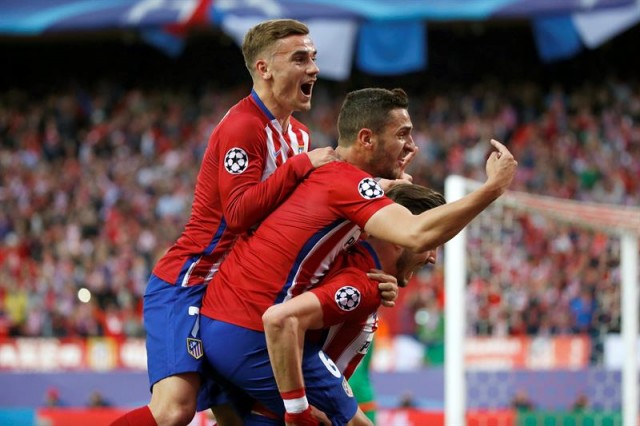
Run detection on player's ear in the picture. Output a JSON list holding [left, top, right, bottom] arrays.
[[256, 59, 271, 80], [357, 128, 374, 149]]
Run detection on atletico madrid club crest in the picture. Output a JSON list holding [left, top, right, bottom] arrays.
[[187, 338, 204, 359], [224, 147, 249, 174], [335, 286, 361, 311], [342, 377, 354, 397], [357, 178, 384, 199]]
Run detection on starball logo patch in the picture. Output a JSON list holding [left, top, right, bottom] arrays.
[[224, 147, 249, 174], [357, 178, 384, 199], [335, 286, 361, 311]]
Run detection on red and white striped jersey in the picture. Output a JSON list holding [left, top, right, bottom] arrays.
[[312, 242, 382, 379], [153, 90, 313, 287], [200, 162, 393, 331]]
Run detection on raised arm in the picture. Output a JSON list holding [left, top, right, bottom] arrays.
[[365, 139, 517, 252]]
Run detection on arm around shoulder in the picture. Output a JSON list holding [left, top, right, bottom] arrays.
[[223, 153, 314, 233]]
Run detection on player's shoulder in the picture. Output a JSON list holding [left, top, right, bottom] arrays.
[[325, 265, 377, 291], [312, 162, 384, 198], [316, 161, 371, 177], [332, 265, 371, 281], [217, 97, 265, 133], [325, 266, 380, 311]]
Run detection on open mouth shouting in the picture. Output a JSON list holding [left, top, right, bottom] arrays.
[[301, 81, 314, 98]]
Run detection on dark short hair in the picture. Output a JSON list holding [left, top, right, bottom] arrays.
[[337, 88, 409, 146], [242, 19, 310, 73], [385, 184, 446, 215]]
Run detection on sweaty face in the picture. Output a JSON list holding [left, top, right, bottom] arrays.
[[395, 247, 437, 287], [266, 35, 319, 116], [369, 108, 416, 180]]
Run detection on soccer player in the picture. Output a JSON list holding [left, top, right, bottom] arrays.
[[262, 184, 446, 425], [112, 19, 339, 426], [199, 87, 517, 425]]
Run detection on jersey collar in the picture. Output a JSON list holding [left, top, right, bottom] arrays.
[[251, 89, 276, 121]]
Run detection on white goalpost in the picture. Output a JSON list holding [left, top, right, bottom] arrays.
[[444, 175, 640, 426]]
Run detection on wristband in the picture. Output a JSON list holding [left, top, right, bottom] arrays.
[[281, 388, 309, 414], [284, 406, 318, 426]]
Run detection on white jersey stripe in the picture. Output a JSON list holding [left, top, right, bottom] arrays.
[[283, 222, 361, 302]]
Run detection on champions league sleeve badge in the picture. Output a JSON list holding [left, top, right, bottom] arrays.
[[335, 286, 361, 311], [224, 147, 249, 174], [357, 177, 384, 199]]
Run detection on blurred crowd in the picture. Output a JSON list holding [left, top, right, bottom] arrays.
[[0, 78, 638, 363]]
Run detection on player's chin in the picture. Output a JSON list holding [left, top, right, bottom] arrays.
[[296, 100, 312, 111], [392, 167, 404, 180]]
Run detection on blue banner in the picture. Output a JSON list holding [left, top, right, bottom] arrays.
[[0, 0, 635, 76], [532, 15, 583, 62], [357, 21, 427, 75], [1, 0, 634, 35], [0, 0, 202, 34]]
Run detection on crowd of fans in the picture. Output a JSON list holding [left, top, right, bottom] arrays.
[[0, 77, 638, 364], [379, 78, 639, 363]]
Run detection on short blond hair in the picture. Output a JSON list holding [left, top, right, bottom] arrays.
[[242, 19, 309, 74]]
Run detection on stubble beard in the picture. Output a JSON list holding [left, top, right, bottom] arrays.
[[395, 251, 412, 288]]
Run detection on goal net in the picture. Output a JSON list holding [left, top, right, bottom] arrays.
[[444, 175, 640, 426]]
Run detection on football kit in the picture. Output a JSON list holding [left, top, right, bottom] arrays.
[[312, 241, 382, 380], [144, 89, 313, 389], [315, 242, 382, 424], [200, 162, 393, 424], [205, 241, 387, 425]]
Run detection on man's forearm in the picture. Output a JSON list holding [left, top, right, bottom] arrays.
[[264, 312, 306, 392]]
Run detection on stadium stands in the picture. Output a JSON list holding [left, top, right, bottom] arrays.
[[1, 22, 638, 369], [1, 75, 638, 354]]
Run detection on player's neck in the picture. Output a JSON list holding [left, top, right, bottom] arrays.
[[367, 238, 399, 277], [253, 87, 291, 130], [335, 146, 375, 176], [268, 110, 291, 131]]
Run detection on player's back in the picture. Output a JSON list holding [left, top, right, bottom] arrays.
[[201, 161, 393, 330]]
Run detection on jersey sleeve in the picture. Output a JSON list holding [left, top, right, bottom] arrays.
[[328, 165, 395, 229], [217, 115, 313, 233], [311, 267, 381, 328]]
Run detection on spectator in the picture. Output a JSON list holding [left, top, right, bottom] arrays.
[[571, 393, 589, 412], [571, 393, 589, 413], [399, 391, 416, 408], [43, 387, 65, 408], [510, 389, 534, 412], [87, 390, 111, 408], [0, 77, 637, 355]]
